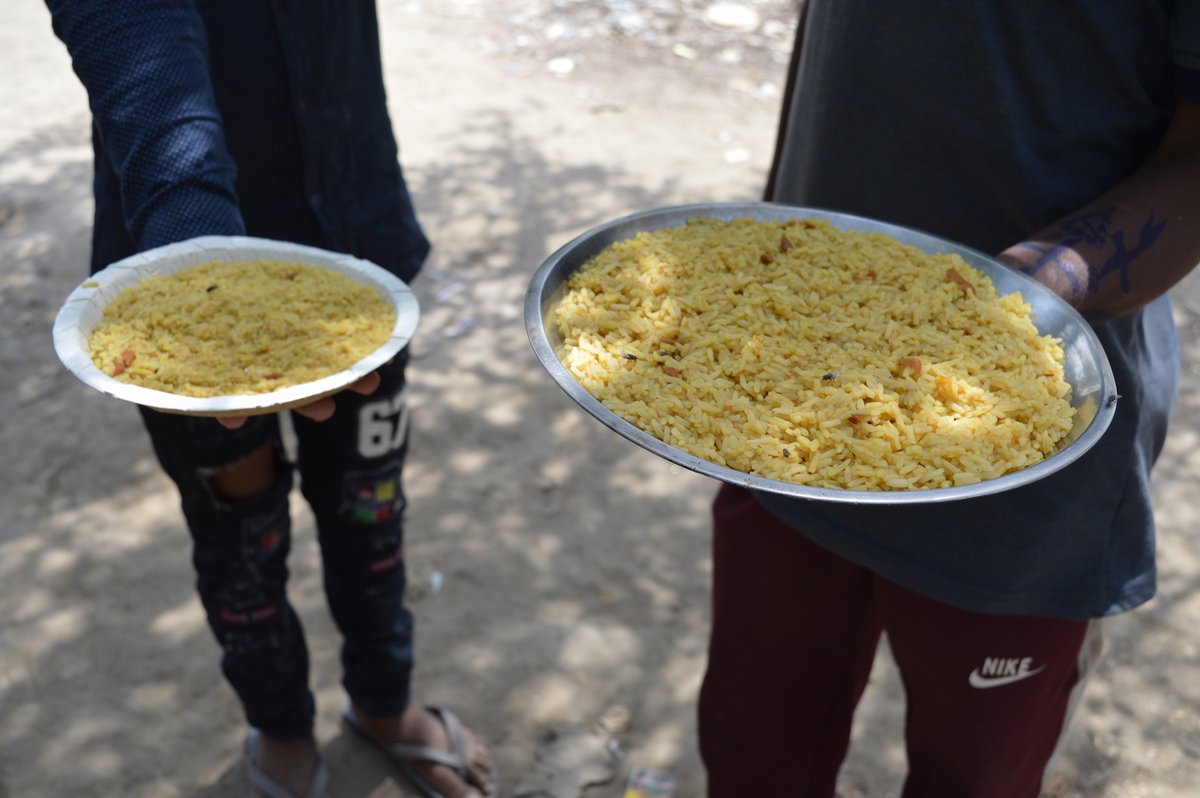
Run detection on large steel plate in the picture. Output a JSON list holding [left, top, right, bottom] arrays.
[[525, 203, 1116, 504]]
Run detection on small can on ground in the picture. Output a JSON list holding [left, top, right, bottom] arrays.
[[623, 767, 677, 798]]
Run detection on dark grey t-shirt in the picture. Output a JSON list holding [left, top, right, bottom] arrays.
[[757, 0, 1200, 618]]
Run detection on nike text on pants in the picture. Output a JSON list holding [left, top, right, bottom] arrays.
[[698, 483, 1098, 798]]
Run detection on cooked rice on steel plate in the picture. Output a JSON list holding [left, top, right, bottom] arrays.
[[553, 217, 1075, 491], [88, 259, 395, 398]]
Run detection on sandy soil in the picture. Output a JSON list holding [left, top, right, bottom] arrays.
[[2, 2, 1199, 797]]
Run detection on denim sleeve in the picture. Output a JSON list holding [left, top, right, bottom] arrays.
[[46, 0, 245, 250]]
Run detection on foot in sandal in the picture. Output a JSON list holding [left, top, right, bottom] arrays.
[[343, 703, 496, 798], [245, 729, 330, 798]]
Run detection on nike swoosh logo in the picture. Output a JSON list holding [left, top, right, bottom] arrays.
[[968, 666, 1046, 689]]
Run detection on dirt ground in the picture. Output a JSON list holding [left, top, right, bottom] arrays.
[[2, 2, 1200, 797]]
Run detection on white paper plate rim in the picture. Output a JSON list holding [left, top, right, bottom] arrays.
[[52, 235, 420, 416]]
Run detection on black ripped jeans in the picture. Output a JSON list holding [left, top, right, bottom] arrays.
[[138, 351, 413, 739]]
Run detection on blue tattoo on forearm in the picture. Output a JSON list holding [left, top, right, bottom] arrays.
[[1014, 208, 1166, 297], [1010, 241, 1086, 297], [1094, 213, 1167, 292]]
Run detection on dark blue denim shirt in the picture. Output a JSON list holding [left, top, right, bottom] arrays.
[[47, 0, 430, 281]]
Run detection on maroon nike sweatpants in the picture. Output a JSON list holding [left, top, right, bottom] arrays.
[[698, 484, 1099, 798]]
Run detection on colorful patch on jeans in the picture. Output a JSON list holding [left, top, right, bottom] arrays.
[[218, 602, 280, 626], [259, 528, 284, 552], [205, 493, 291, 621], [368, 542, 405, 573], [216, 604, 286, 654], [341, 465, 406, 525], [241, 497, 290, 565]]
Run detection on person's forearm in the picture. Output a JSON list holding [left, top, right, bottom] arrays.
[[998, 102, 1200, 322], [46, 0, 244, 250]]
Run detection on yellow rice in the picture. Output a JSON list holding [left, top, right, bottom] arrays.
[[553, 217, 1075, 490], [88, 259, 395, 398]]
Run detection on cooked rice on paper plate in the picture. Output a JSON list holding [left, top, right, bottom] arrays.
[[87, 259, 396, 398], [553, 217, 1075, 491]]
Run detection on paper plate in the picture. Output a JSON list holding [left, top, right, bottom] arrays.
[[53, 236, 420, 418], [525, 202, 1118, 505]]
